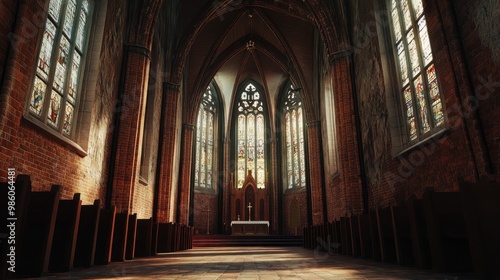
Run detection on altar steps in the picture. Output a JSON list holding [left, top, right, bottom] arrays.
[[193, 235, 303, 247]]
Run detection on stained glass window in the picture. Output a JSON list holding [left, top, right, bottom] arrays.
[[194, 86, 217, 189], [390, 0, 444, 142], [283, 85, 306, 189], [235, 83, 266, 189], [27, 0, 92, 137]]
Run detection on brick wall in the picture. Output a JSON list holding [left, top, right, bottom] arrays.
[[192, 192, 219, 234], [336, 0, 497, 215], [0, 0, 128, 205]]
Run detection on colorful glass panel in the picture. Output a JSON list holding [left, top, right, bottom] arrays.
[[256, 114, 265, 189], [418, 16, 432, 65], [237, 114, 246, 188], [47, 92, 62, 127], [54, 36, 70, 93], [292, 110, 300, 185], [37, 20, 57, 80], [76, 8, 87, 50], [391, 0, 402, 41], [407, 30, 420, 78], [49, 0, 63, 21], [414, 75, 430, 133], [68, 52, 80, 104], [402, 0, 412, 31], [427, 65, 443, 126], [63, 0, 77, 37], [194, 110, 202, 186], [411, 0, 424, 17], [200, 110, 207, 188], [397, 42, 408, 86], [62, 103, 74, 135], [207, 112, 213, 188], [298, 108, 306, 187], [286, 112, 293, 188], [247, 114, 255, 174], [30, 77, 47, 116]]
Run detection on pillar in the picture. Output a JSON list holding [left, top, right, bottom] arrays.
[[110, 44, 151, 212], [306, 120, 325, 225], [177, 123, 195, 224]]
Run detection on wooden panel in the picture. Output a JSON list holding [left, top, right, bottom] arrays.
[[376, 207, 397, 263], [135, 218, 153, 257], [424, 190, 472, 272], [125, 214, 137, 260], [111, 211, 129, 262], [49, 193, 82, 272], [74, 200, 100, 268], [349, 216, 361, 257], [358, 214, 373, 258], [340, 217, 352, 255], [391, 204, 414, 265], [17, 185, 60, 277], [0, 175, 32, 279], [94, 207, 116, 265], [369, 210, 381, 261], [407, 197, 431, 269], [459, 181, 500, 277]]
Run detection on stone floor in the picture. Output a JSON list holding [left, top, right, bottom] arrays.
[[30, 246, 482, 280]]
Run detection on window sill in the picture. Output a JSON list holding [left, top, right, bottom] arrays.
[[395, 126, 449, 158], [194, 187, 217, 195], [22, 114, 88, 157]]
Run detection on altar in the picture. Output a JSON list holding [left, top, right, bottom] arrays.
[[230, 221, 269, 235]]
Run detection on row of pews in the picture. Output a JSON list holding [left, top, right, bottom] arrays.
[[0, 175, 194, 278], [304, 180, 500, 278]]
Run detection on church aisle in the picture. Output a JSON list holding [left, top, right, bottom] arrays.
[[26, 246, 480, 280]]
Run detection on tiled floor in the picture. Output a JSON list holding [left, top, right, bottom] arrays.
[[30, 246, 480, 279]]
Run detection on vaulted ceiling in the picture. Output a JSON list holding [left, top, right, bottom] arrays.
[[178, 0, 322, 129]]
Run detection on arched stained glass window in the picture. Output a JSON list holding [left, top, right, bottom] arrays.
[[27, 0, 92, 138], [283, 85, 306, 189], [194, 86, 217, 189], [236, 83, 266, 189], [389, 0, 444, 142]]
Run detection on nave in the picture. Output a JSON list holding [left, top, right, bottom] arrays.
[[26, 246, 479, 280]]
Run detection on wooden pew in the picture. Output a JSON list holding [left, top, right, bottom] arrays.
[[407, 196, 432, 269], [17, 185, 60, 277], [340, 217, 352, 255], [459, 180, 500, 277], [111, 211, 129, 262], [94, 206, 116, 265], [49, 192, 82, 272], [357, 214, 373, 258], [189, 226, 194, 249], [376, 207, 397, 263], [424, 190, 472, 272], [332, 220, 342, 253], [0, 174, 32, 279], [126, 213, 137, 260], [157, 223, 170, 253], [369, 210, 382, 261], [135, 218, 153, 257], [74, 200, 100, 267], [151, 222, 159, 256], [349, 216, 361, 257], [391, 204, 414, 265], [166, 222, 175, 252]]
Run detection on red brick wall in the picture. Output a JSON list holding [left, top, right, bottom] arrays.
[[334, 0, 490, 215], [0, 0, 128, 205]]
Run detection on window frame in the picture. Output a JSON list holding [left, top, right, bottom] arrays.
[[388, 0, 445, 145], [233, 81, 269, 190], [281, 84, 307, 190], [24, 0, 93, 142]]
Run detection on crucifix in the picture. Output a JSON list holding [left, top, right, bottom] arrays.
[[206, 205, 211, 234], [247, 202, 252, 221]]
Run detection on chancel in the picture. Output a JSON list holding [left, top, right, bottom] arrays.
[[1, 0, 500, 279]]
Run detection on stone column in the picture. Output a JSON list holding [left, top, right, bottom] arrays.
[[177, 123, 195, 224], [110, 44, 151, 212], [155, 82, 180, 223]]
